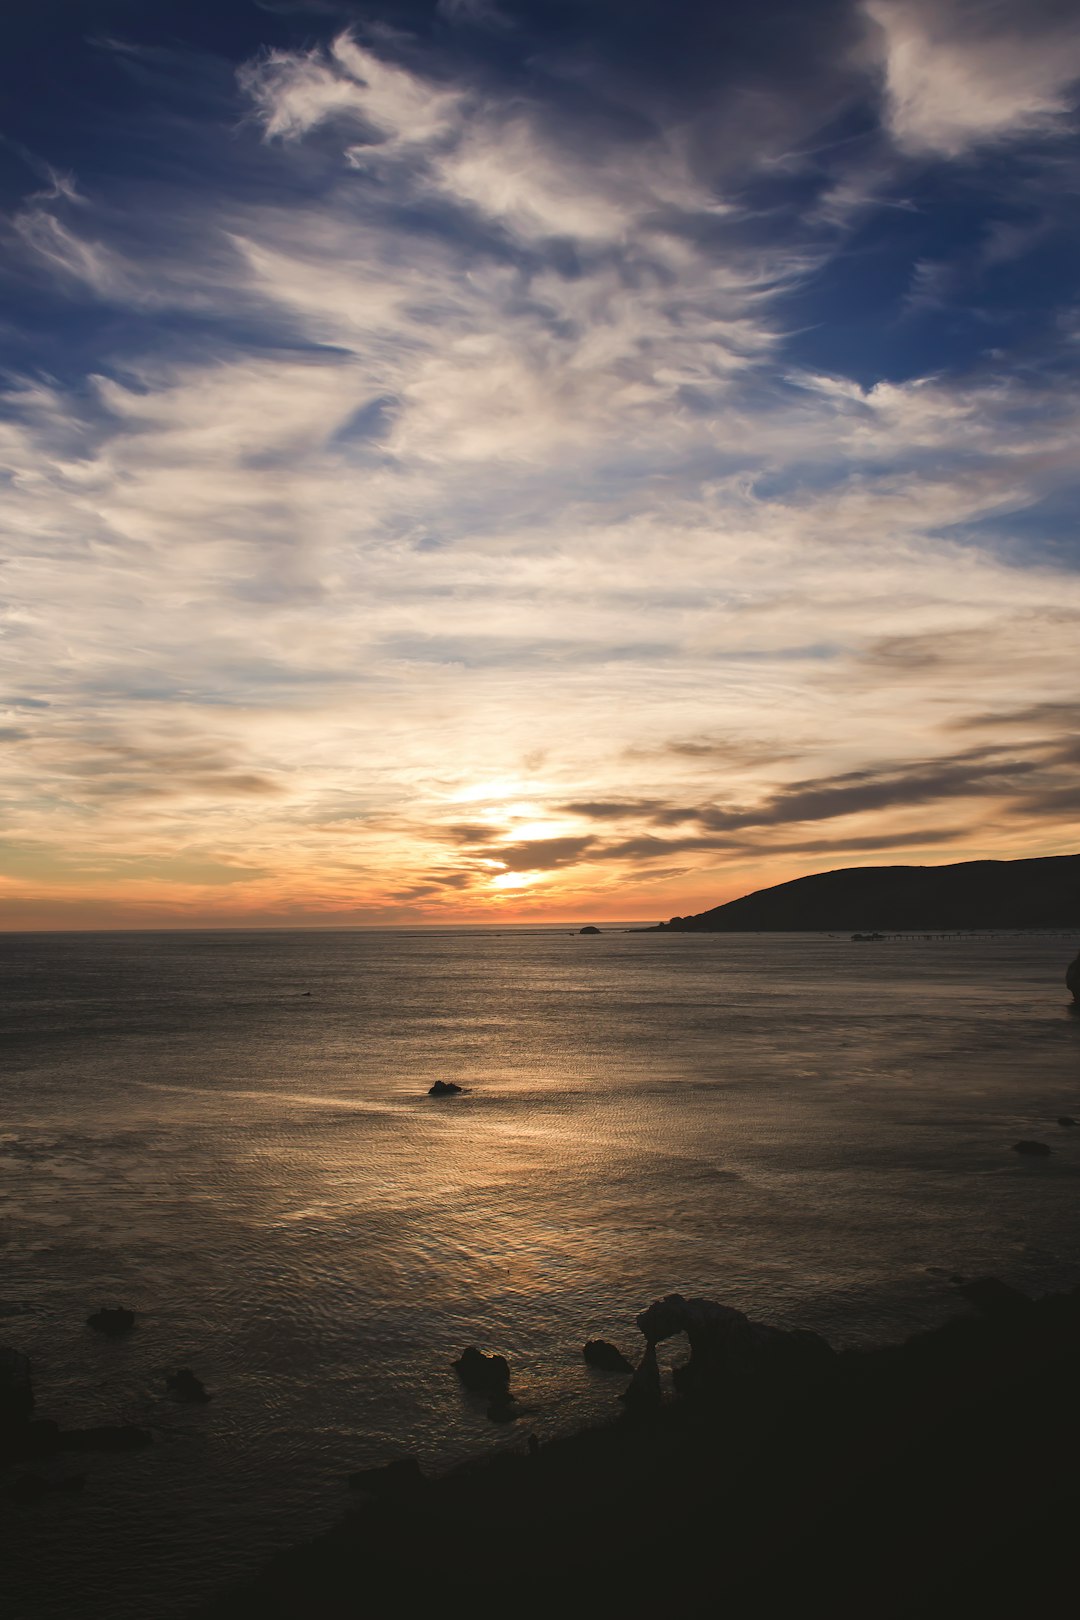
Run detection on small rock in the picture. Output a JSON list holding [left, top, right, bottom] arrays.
[[1012, 1140, 1051, 1157], [166, 1369, 211, 1403], [453, 1346, 510, 1393], [579, 926, 601, 935], [86, 1307, 136, 1336], [428, 1080, 463, 1097], [1056, 1116, 1077, 1128], [583, 1340, 634, 1374]]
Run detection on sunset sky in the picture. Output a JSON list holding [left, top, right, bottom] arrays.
[[2, 0, 1079, 927]]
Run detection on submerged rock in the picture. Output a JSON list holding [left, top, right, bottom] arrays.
[[58, 1424, 152, 1453], [166, 1369, 211, 1403], [583, 1340, 634, 1374], [348, 1456, 427, 1496], [86, 1307, 136, 1336], [453, 1346, 510, 1393], [959, 1277, 1032, 1316], [1012, 1140, 1051, 1157], [1057, 1116, 1077, 1128], [486, 1393, 521, 1423], [428, 1080, 463, 1097], [6, 1471, 85, 1504]]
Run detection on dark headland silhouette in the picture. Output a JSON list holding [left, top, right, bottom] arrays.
[[194, 1280, 1080, 1618], [651, 853, 1080, 932]]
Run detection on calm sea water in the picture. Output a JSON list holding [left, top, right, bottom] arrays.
[[2, 927, 1079, 1617]]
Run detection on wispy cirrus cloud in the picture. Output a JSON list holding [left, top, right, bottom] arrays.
[[0, 3, 1078, 925]]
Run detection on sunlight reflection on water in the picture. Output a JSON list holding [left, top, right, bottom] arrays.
[[1, 927, 1079, 1616]]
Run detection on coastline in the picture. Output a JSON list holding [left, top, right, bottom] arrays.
[[199, 1279, 1080, 1617]]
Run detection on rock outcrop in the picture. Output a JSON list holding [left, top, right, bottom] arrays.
[[428, 1080, 463, 1096], [633, 1293, 835, 1397], [583, 1340, 634, 1373], [1067, 949, 1080, 1003]]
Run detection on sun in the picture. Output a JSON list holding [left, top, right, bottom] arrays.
[[490, 872, 534, 891]]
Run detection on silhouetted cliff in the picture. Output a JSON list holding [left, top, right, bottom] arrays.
[[652, 853, 1080, 932]]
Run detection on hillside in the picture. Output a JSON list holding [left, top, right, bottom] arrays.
[[652, 854, 1080, 932]]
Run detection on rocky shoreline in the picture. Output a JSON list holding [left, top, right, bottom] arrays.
[[196, 1278, 1080, 1617]]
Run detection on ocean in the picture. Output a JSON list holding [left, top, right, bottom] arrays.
[[2, 927, 1078, 1617]]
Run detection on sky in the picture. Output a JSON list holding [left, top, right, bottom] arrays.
[[1, 0, 1079, 928]]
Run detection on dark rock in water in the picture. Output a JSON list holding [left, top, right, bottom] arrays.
[[453, 1346, 510, 1393], [166, 1369, 211, 1403], [958, 1277, 1032, 1316], [1012, 1140, 1051, 1157], [583, 1340, 634, 1374], [10, 1420, 61, 1459], [6, 1471, 85, 1504], [428, 1080, 463, 1096], [86, 1306, 135, 1336], [0, 1346, 34, 1427], [1066, 949, 1080, 1003], [579, 925, 601, 934], [348, 1457, 427, 1496], [851, 932, 884, 942], [58, 1424, 153, 1453], [1057, 1116, 1077, 1128], [634, 1294, 834, 1398]]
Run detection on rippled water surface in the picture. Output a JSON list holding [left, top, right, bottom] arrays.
[[2, 927, 1079, 1617]]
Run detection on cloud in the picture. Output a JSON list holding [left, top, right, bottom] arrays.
[[865, 0, 1080, 158], [1, 12, 1079, 924]]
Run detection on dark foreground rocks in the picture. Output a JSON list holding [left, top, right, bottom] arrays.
[[428, 1080, 463, 1096], [348, 1457, 427, 1497], [201, 1282, 1080, 1620]]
